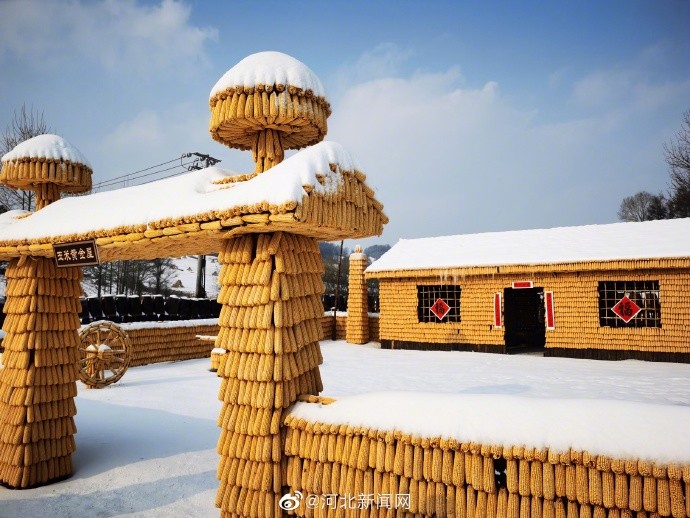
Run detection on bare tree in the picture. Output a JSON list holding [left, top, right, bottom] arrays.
[[0, 104, 50, 212], [617, 191, 667, 222], [665, 110, 690, 218], [83, 258, 179, 297]]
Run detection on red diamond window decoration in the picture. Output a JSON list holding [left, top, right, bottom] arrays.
[[430, 298, 451, 321], [611, 295, 641, 323]]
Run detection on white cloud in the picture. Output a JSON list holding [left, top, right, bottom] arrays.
[[329, 43, 416, 98], [571, 68, 635, 107], [328, 56, 686, 244], [570, 45, 690, 113], [0, 0, 217, 75], [95, 103, 253, 183]]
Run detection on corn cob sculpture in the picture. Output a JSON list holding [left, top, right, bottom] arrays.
[[208, 53, 383, 517], [209, 51, 331, 174], [0, 135, 90, 487], [0, 134, 92, 209]]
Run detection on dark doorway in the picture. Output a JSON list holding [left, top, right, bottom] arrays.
[[503, 287, 545, 353]]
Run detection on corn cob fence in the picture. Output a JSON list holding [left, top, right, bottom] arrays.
[[282, 413, 690, 518]]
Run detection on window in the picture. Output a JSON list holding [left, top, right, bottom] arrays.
[[598, 281, 661, 328], [417, 285, 461, 323]]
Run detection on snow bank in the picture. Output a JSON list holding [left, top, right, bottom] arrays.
[[1, 133, 91, 167], [290, 391, 690, 464], [210, 51, 326, 99], [367, 218, 690, 272]]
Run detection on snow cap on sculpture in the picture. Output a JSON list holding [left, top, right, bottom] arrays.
[[1, 134, 92, 209], [209, 51, 331, 173]]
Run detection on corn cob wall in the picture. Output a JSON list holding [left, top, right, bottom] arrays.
[[214, 232, 325, 517], [123, 321, 220, 367], [321, 316, 347, 341], [346, 247, 369, 345], [377, 268, 690, 356], [0, 256, 82, 488], [283, 412, 690, 518]]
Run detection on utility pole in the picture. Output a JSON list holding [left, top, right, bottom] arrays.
[[185, 152, 220, 300], [195, 255, 206, 298], [331, 240, 344, 341]]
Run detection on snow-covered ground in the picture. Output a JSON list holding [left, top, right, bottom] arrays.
[[2, 341, 690, 517]]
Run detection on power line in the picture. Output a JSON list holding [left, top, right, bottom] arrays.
[[92, 157, 183, 188], [92, 152, 221, 193], [93, 159, 197, 189]]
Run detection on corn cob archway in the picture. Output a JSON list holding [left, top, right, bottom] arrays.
[[0, 51, 387, 513]]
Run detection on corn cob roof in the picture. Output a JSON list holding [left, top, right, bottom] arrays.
[[209, 52, 331, 156], [367, 218, 690, 277], [1, 134, 92, 194], [0, 141, 387, 261]]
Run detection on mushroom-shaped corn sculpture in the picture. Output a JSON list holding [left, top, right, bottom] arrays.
[[209, 51, 331, 173], [0, 134, 92, 210]]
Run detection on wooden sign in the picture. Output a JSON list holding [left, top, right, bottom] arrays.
[[53, 239, 100, 267], [512, 281, 533, 289]]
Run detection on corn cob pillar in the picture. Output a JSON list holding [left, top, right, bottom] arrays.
[[214, 231, 324, 517], [345, 245, 370, 344], [251, 129, 284, 174], [0, 256, 82, 488]]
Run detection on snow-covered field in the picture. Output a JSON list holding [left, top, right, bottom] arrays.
[[2, 341, 690, 517]]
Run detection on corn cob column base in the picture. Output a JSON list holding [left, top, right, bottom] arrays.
[[0, 256, 82, 489], [215, 232, 325, 517]]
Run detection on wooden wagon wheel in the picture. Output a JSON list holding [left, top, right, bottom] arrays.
[[78, 321, 131, 388]]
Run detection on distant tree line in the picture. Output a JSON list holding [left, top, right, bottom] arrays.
[[82, 259, 178, 298], [618, 110, 690, 222], [319, 242, 390, 312]]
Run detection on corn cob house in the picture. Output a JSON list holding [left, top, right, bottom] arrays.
[[366, 219, 690, 363], [0, 51, 388, 504]]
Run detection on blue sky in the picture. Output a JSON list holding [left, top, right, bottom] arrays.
[[1, 0, 688, 248]]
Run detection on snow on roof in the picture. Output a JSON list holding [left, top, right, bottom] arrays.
[[210, 51, 326, 100], [0, 141, 356, 243], [1, 134, 91, 168], [367, 218, 690, 273]]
